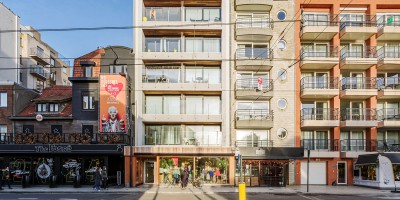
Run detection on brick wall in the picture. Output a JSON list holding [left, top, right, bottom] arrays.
[[73, 49, 105, 77], [0, 85, 13, 133]]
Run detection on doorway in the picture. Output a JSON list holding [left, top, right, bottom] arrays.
[[144, 161, 155, 184], [337, 161, 347, 184]]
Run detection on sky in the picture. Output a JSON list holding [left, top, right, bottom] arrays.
[[1, 0, 133, 62]]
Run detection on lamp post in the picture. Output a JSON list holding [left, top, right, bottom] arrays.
[[307, 146, 310, 193]]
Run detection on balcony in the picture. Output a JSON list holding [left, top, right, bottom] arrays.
[[144, 131, 222, 147], [235, 109, 273, 129], [301, 77, 339, 99], [235, 78, 273, 100], [29, 48, 50, 65], [340, 108, 378, 127], [377, 140, 400, 152], [300, 46, 339, 69], [340, 46, 377, 69], [340, 77, 378, 99], [235, 17, 273, 41], [235, 0, 273, 12], [377, 108, 400, 128], [340, 139, 377, 158], [377, 77, 400, 99], [235, 47, 273, 71], [30, 65, 49, 80], [300, 14, 338, 40], [301, 108, 340, 128], [377, 46, 400, 70], [377, 15, 400, 40], [301, 139, 339, 157], [235, 140, 273, 148], [339, 15, 377, 40], [143, 38, 222, 60]]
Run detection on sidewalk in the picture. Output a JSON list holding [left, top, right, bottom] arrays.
[[0, 184, 394, 195]]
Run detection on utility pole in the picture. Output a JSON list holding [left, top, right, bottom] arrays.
[[307, 147, 310, 193]]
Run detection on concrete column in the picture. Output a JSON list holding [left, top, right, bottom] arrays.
[[229, 156, 235, 185], [155, 156, 160, 185]]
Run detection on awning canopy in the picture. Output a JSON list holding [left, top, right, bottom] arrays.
[[356, 153, 400, 165]]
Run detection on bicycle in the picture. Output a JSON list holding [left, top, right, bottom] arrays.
[[191, 177, 202, 188]]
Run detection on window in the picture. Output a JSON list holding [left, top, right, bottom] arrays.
[[82, 94, 95, 110], [0, 92, 7, 107], [49, 103, 59, 112], [185, 7, 221, 22], [37, 103, 47, 112], [277, 128, 288, 139], [145, 125, 181, 145], [277, 99, 288, 110], [110, 65, 127, 74], [84, 66, 93, 77], [63, 66, 67, 74], [20, 72, 23, 82], [277, 10, 287, 21], [22, 125, 34, 134], [50, 57, 55, 66], [51, 125, 62, 135], [0, 125, 6, 142], [278, 69, 287, 81], [236, 130, 270, 147], [277, 40, 287, 50]]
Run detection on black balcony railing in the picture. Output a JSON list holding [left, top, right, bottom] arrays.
[[236, 78, 273, 91], [377, 46, 400, 60], [341, 77, 377, 90], [235, 109, 273, 121], [340, 139, 378, 152], [377, 139, 400, 152], [377, 108, 400, 121], [301, 139, 339, 151], [300, 46, 338, 59], [301, 108, 339, 121], [340, 46, 377, 59], [340, 14, 377, 30], [235, 140, 273, 148], [377, 15, 400, 30], [300, 76, 339, 90], [340, 108, 377, 121], [377, 77, 400, 90], [301, 13, 339, 27], [0, 132, 130, 145]]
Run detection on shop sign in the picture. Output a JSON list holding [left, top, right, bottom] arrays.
[[34, 145, 72, 153], [256, 149, 266, 155]]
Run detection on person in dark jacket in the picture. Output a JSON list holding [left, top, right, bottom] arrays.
[[94, 167, 102, 192], [1, 167, 11, 189], [181, 167, 189, 189], [101, 167, 108, 189]]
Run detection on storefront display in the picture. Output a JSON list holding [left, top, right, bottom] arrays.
[[235, 160, 289, 187]]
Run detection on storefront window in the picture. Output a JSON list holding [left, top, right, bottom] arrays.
[[84, 158, 105, 184], [9, 157, 32, 183], [236, 160, 288, 187], [360, 164, 376, 180], [61, 158, 83, 184], [394, 165, 400, 181]]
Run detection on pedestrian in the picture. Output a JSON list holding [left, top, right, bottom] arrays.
[[94, 167, 102, 192], [101, 167, 108, 190], [1, 167, 11, 189], [181, 167, 189, 189]]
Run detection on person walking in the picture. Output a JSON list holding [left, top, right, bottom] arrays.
[[101, 167, 108, 190], [94, 167, 102, 192], [1, 167, 11, 189], [180, 167, 189, 189]]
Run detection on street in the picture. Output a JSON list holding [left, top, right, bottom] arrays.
[[1, 193, 400, 200]]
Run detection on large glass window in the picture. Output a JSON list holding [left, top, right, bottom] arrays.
[[236, 130, 270, 147], [185, 125, 221, 146], [145, 38, 181, 52], [144, 7, 181, 21], [145, 125, 181, 145], [185, 7, 221, 22], [0, 92, 7, 107], [145, 96, 163, 114], [186, 96, 203, 114], [143, 66, 181, 83], [186, 96, 221, 115], [185, 67, 221, 84], [185, 38, 221, 52]]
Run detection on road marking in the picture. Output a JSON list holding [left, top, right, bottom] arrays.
[[59, 199, 78, 200], [378, 198, 400, 199], [298, 194, 322, 200], [18, 198, 38, 200]]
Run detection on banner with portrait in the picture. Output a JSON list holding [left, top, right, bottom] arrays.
[[99, 74, 127, 133]]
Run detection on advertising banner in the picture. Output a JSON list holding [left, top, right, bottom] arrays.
[[99, 74, 127, 133]]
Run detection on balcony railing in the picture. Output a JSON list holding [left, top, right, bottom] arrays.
[[0, 133, 130, 145], [341, 77, 377, 90], [340, 139, 367, 151], [301, 13, 339, 27], [377, 108, 400, 121], [30, 65, 49, 79], [340, 108, 377, 121], [377, 140, 400, 152], [340, 46, 377, 59], [301, 108, 339, 121], [144, 131, 222, 146], [340, 14, 377, 30], [300, 46, 338, 59], [236, 17, 273, 29], [142, 66, 221, 84], [377, 46, 400, 60], [144, 99, 221, 115], [235, 109, 273, 121], [301, 139, 339, 151], [301, 76, 339, 90], [236, 78, 273, 91], [377, 15, 400, 30], [144, 7, 181, 21], [377, 77, 400, 89], [29, 47, 50, 63], [235, 140, 273, 148], [236, 47, 272, 59]]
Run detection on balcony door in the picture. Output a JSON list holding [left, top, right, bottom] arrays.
[[316, 102, 329, 120], [350, 73, 364, 89], [316, 73, 328, 89], [387, 102, 399, 119], [315, 131, 328, 150], [237, 72, 269, 89], [386, 43, 400, 58], [351, 101, 364, 120], [352, 44, 363, 58]]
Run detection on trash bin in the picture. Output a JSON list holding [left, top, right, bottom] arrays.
[[22, 174, 30, 188], [74, 175, 81, 188], [49, 175, 57, 188]]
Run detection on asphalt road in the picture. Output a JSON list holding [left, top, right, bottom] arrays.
[[1, 193, 400, 200]]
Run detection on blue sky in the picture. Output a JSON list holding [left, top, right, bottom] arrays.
[[1, 0, 133, 62]]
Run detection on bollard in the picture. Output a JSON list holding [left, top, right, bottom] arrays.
[[238, 183, 246, 200]]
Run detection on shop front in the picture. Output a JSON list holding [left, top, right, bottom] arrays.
[[0, 144, 125, 187], [124, 146, 235, 186], [235, 147, 304, 187]]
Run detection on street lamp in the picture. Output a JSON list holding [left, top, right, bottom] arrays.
[[307, 146, 310, 193]]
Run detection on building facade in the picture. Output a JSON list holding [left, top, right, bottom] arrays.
[[295, 0, 400, 186], [129, 0, 235, 187]]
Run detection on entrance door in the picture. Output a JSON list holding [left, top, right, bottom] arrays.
[[144, 161, 155, 183], [337, 162, 347, 184]]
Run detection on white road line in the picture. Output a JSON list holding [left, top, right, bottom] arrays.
[[378, 197, 400, 199], [298, 194, 322, 200], [18, 198, 38, 200]]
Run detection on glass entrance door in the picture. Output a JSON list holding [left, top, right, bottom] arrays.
[[337, 162, 347, 184], [145, 161, 155, 183]]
